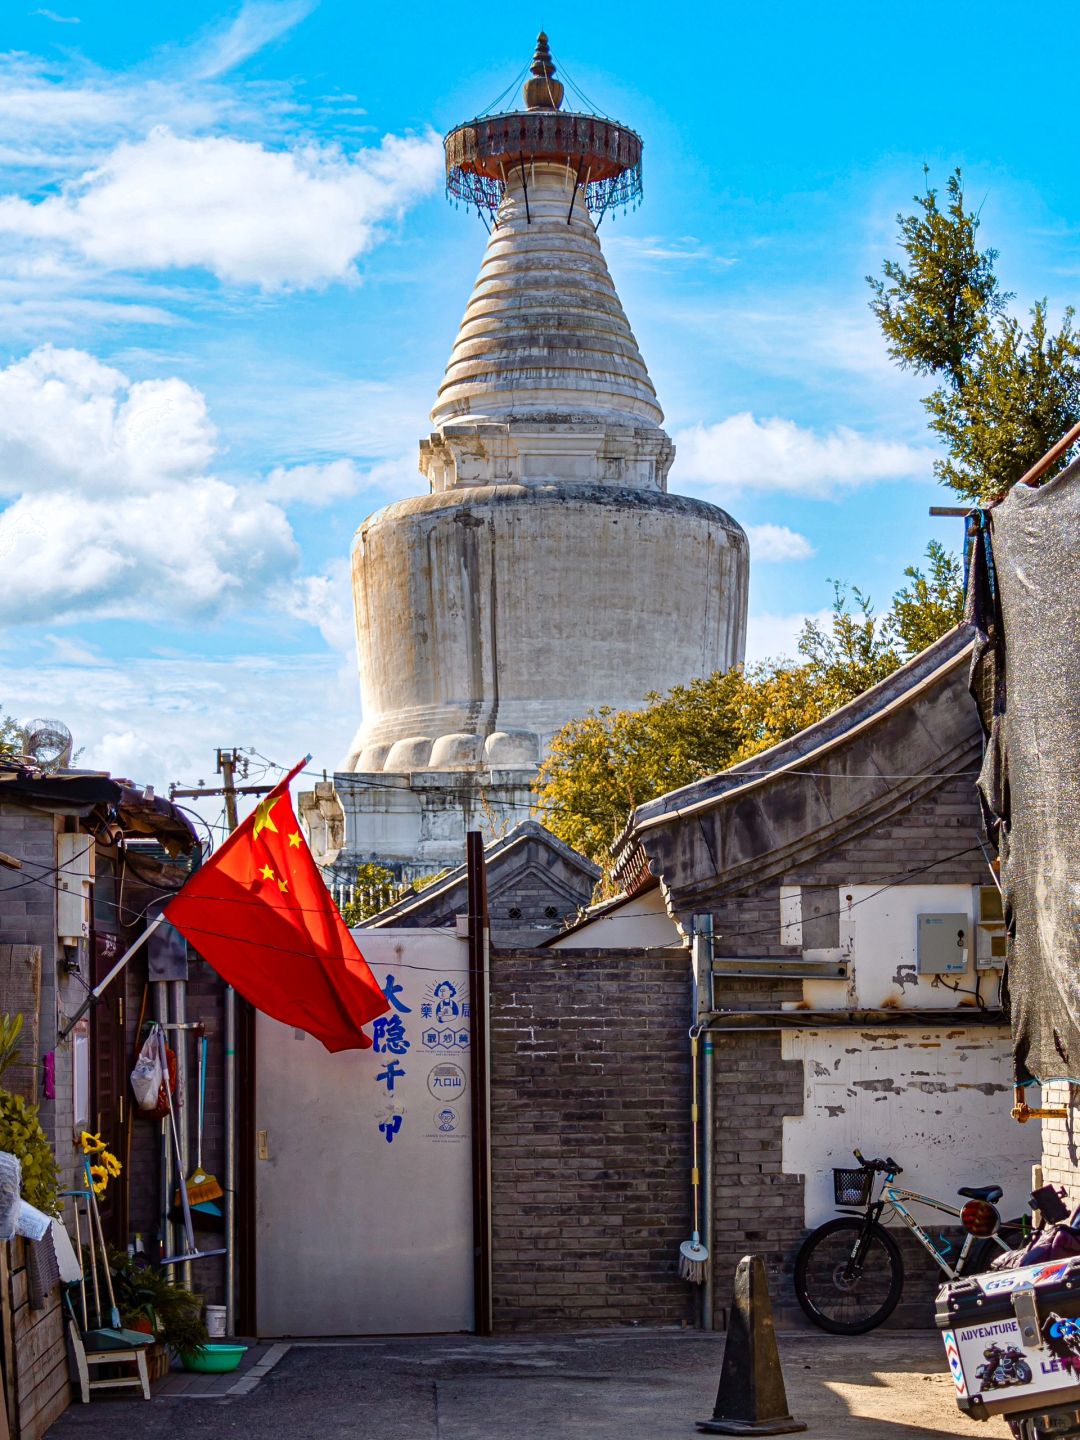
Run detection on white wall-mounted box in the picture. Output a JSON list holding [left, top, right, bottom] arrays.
[[57, 834, 94, 943]]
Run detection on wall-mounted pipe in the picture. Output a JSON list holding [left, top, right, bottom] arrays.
[[692, 916, 715, 1331]]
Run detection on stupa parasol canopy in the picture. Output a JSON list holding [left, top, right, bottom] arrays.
[[444, 32, 643, 222]]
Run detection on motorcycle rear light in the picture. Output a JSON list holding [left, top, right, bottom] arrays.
[[961, 1200, 1000, 1237]]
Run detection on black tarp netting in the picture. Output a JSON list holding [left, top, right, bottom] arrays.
[[968, 458, 1080, 1083]]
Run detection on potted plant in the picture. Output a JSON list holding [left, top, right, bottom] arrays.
[[106, 1251, 209, 1379]]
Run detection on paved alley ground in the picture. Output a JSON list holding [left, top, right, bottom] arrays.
[[49, 1328, 1012, 1440]]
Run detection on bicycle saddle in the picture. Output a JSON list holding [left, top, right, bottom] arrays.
[[959, 1184, 1003, 1203]]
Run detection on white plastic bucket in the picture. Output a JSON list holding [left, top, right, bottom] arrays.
[[205, 1304, 227, 1338]]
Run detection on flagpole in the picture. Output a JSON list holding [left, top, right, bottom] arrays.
[[219, 748, 242, 1338], [57, 914, 166, 1040]]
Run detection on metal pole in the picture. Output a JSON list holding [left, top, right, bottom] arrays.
[[219, 748, 240, 1336], [171, 980, 192, 1291], [58, 915, 165, 1039], [154, 986, 175, 1279], [700, 915, 715, 1332], [466, 831, 493, 1336]]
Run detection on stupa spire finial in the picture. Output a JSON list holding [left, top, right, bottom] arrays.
[[523, 30, 564, 111]]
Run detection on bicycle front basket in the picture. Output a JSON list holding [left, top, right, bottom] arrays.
[[833, 1166, 873, 1206]]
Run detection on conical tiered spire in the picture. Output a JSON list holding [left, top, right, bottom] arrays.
[[424, 33, 667, 490], [431, 165, 661, 431], [523, 32, 564, 110]]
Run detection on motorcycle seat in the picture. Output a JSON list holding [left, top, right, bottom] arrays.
[[959, 1184, 1003, 1203]]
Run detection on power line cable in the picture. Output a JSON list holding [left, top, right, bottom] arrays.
[[712, 844, 986, 946]]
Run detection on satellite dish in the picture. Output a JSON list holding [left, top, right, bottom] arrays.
[[22, 718, 73, 772]]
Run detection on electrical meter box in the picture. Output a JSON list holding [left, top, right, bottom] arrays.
[[975, 885, 1008, 970], [916, 913, 969, 973]]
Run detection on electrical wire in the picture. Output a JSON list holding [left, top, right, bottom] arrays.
[[167, 801, 218, 855], [548, 51, 608, 118], [711, 844, 986, 946], [238, 753, 983, 828], [931, 971, 987, 1008], [475, 58, 532, 117], [0, 838, 94, 895]]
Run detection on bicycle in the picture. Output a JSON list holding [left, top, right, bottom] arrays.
[[793, 1148, 1021, 1334]]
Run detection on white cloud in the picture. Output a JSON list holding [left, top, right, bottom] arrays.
[[0, 344, 315, 624], [0, 478, 296, 624], [0, 647, 357, 801], [673, 412, 929, 499], [0, 346, 215, 495], [192, 1, 316, 81], [0, 125, 444, 288], [32, 9, 80, 23], [264, 458, 363, 506], [745, 608, 833, 665], [284, 558, 355, 652], [745, 523, 815, 562], [605, 233, 738, 271]]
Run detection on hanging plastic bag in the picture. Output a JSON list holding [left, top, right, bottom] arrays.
[[130, 1031, 177, 1116], [130, 1031, 161, 1110]]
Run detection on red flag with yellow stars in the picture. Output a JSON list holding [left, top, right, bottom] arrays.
[[165, 759, 388, 1051]]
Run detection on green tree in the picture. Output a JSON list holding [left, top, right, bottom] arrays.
[[890, 540, 965, 656], [869, 167, 1080, 500], [533, 545, 964, 876], [0, 711, 22, 756], [796, 584, 901, 710], [338, 861, 447, 927]]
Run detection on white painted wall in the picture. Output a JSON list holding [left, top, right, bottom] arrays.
[[549, 886, 681, 949], [803, 882, 1003, 1011], [782, 1026, 1038, 1227], [255, 929, 473, 1336]]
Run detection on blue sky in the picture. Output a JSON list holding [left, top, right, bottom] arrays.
[[0, 0, 1076, 802]]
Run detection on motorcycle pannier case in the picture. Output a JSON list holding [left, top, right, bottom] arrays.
[[937, 1256, 1080, 1421]]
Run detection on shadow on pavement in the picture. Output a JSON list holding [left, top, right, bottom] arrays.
[[47, 1328, 1012, 1439]]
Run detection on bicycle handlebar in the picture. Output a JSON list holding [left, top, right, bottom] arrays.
[[853, 1147, 903, 1175]]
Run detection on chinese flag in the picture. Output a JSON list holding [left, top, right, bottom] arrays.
[[165, 760, 388, 1051]]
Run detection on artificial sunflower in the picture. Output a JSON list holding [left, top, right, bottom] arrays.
[[80, 1131, 122, 1193]]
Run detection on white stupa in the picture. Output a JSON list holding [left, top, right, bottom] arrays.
[[303, 35, 749, 883]]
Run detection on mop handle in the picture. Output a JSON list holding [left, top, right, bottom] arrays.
[[690, 1033, 701, 1236], [196, 1033, 206, 1171], [82, 1165, 103, 1328], [88, 1179, 119, 1317], [70, 1197, 89, 1329], [159, 1029, 196, 1250]]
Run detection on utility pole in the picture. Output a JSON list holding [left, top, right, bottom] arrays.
[[169, 748, 271, 1337], [217, 748, 241, 833]]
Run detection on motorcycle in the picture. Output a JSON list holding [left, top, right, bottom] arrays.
[[977, 1344, 1034, 1391]]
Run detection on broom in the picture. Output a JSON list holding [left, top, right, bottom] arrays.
[[679, 1031, 710, 1283], [176, 1033, 223, 1211]]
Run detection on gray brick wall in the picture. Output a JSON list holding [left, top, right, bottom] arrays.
[[1041, 1084, 1078, 1207], [490, 946, 695, 1330], [0, 805, 76, 1191], [699, 772, 993, 1327]]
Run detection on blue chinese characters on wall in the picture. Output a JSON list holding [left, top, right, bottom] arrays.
[[373, 973, 413, 1141]]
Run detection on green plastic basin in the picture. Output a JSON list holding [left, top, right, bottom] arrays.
[[180, 1343, 248, 1373]]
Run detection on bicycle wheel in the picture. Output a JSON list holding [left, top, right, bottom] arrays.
[[794, 1217, 904, 1334]]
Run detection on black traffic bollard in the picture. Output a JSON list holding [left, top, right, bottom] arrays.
[[697, 1255, 807, 1435]]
